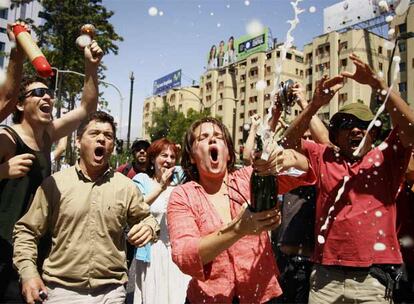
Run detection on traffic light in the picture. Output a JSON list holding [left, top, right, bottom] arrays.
[[116, 139, 124, 154]]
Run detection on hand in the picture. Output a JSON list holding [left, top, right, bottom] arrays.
[[312, 74, 344, 108], [127, 223, 154, 247], [232, 204, 281, 236], [292, 82, 307, 110], [84, 40, 103, 66], [159, 166, 175, 189], [254, 148, 308, 175], [0, 153, 35, 179], [21, 277, 47, 304], [341, 53, 384, 89], [7, 21, 31, 55]]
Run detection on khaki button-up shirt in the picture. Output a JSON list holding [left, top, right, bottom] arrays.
[[13, 163, 159, 288]]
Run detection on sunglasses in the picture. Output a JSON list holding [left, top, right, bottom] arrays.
[[20, 88, 54, 100], [338, 118, 370, 130]]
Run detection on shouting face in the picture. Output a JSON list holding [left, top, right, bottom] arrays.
[[18, 82, 54, 124], [190, 122, 230, 181]]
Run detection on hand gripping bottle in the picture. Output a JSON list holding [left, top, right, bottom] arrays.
[[12, 25, 53, 78], [250, 135, 279, 212]]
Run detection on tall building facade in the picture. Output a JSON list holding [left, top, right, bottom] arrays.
[[303, 29, 391, 122], [391, 3, 414, 107]]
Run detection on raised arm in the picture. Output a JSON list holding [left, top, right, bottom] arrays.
[[48, 40, 103, 142], [341, 53, 414, 147], [293, 82, 330, 145], [0, 22, 28, 121], [282, 75, 343, 151]]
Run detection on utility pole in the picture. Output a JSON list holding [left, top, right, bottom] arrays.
[[127, 71, 135, 149]]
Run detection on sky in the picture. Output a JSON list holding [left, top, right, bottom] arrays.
[[100, 0, 340, 140]]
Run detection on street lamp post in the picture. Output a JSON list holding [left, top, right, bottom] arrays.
[[172, 87, 204, 112], [127, 71, 135, 149]]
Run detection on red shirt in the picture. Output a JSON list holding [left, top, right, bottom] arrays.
[[396, 182, 414, 268], [167, 166, 315, 303], [302, 128, 411, 267], [116, 163, 139, 179]]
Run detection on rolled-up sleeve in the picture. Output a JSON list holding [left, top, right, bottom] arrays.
[[13, 182, 50, 282], [167, 187, 205, 281], [127, 184, 160, 240]]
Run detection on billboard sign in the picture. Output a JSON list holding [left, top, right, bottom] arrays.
[[206, 27, 271, 70], [153, 69, 182, 95]]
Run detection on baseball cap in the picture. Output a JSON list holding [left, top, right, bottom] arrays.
[[131, 139, 150, 153]]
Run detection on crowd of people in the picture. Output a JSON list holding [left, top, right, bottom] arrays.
[[0, 21, 413, 304]]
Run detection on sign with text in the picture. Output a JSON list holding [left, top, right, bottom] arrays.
[[153, 69, 182, 95]]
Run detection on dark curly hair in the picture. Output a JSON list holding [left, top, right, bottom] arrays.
[[181, 117, 236, 182], [77, 111, 116, 139]]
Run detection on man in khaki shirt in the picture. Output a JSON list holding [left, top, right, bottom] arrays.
[[13, 111, 159, 304]]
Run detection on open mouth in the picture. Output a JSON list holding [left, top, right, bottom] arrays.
[[39, 104, 51, 114], [349, 137, 362, 148], [94, 146, 105, 160], [210, 147, 218, 162]]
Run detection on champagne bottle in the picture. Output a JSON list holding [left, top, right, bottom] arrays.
[[250, 135, 279, 212]]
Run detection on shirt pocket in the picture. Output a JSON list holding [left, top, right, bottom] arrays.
[[103, 200, 126, 231]]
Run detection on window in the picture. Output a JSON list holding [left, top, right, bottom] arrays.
[[339, 93, 348, 103], [379, 62, 383, 71], [250, 82, 256, 89], [249, 96, 258, 103], [206, 82, 212, 91], [219, 69, 226, 76], [399, 82, 407, 92], [266, 80, 271, 86], [276, 51, 280, 58], [248, 110, 257, 116], [398, 41, 406, 52], [218, 81, 224, 89], [251, 57, 258, 64], [306, 84, 312, 91], [0, 8, 8, 19], [398, 23, 407, 33], [286, 53, 292, 60], [266, 53, 272, 59], [240, 87, 246, 93], [178, 104, 183, 111], [249, 67, 258, 77], [239, 126, 244, 132], [341, 59, 347, 67], [0, 27, 6, 33], [240, 100, 245, 106], [306, 53, 313, 63], [264, 94, 270, 101], [218, 105, 223, 111], [339, 41, 348, 51], [240, 75, 246, 82], [412, 58, 414, 69], [206, 95, 212, 102], [295, 68, 299, 75], [306, 68, 312, 76], [206, 74, 212, 80], [240, 113, 245, 119], [399, 62, 406, 72], [266, 66, 271, 74], [0, 41, 4, 68], [294, 110, 299, 116], [295, 55, 304, 63], [219, 93, 223, 99], [378, 46, 383, 55], [300, 70, 304, 77]]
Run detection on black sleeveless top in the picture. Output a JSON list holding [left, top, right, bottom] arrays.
[[0, 125, 51, 245]]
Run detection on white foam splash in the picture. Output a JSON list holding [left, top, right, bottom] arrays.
[[374, 120, 382, 127], [246, 19, 264, 36], [375, 210, 382, 217], [159, 11, 164, 16], [317, 235, 325, 244], [244, 0, 250, 6], [353, 56, 400, 157], [385, 15, 394, 23], [217, 23, 221, 28], [148, 6, 158, 16], [318, 176, 350, 242], [384, 40, 395, 50], [374, 242, 386, 251], [388, 28, 395, 38], [378, 0, 389, 12], [399, 236, 414, 248], [256, 79, 267, 91], [309, 6, 316, 13]]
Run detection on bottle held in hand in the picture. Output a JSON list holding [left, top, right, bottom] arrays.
[[250, 135, 279, 212]]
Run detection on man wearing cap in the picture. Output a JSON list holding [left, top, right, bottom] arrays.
[[282, 53, 414, 303], [117, 139, 150, 179]]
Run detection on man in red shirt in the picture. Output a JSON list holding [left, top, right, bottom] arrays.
[[167, 117, 315, 303], [117, 139, 150, 178], [283, 53, 414, 303]]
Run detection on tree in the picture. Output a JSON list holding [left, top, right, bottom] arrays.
[[147, 102, 211, 145], [11, 0, 123, 114], [12, 0, 123, 164]]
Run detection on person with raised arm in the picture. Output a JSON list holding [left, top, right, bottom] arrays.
[[167, 117, 315, 303], [0, 21, 103, 303], [282, 53, 414, 303]]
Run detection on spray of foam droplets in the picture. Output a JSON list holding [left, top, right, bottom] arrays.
[[309, 6, 316, 13], [353, 56, 400, 157], [159, 11, 164, 16], [246, 19, 264, 36], [388, 28, 395, 38], [378, 0, 389, 11], [244, 0, 250, 6], [384, 40, 395, 50], [374, 242, 386, 251], [385, 15, 394, 23], [148, 7, 158, 16], [257, 0, 304, 146], [256, 80, 267, 91]]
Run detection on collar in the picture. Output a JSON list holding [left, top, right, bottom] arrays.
[[75, 160, 113, 182]]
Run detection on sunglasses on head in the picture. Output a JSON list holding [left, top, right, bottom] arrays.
[[20, 88, 54, 100], [338, 118, 370, 130]]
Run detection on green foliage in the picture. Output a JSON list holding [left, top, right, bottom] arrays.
[[11, 0, 123, 113], [147, 102, 211, 145]]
